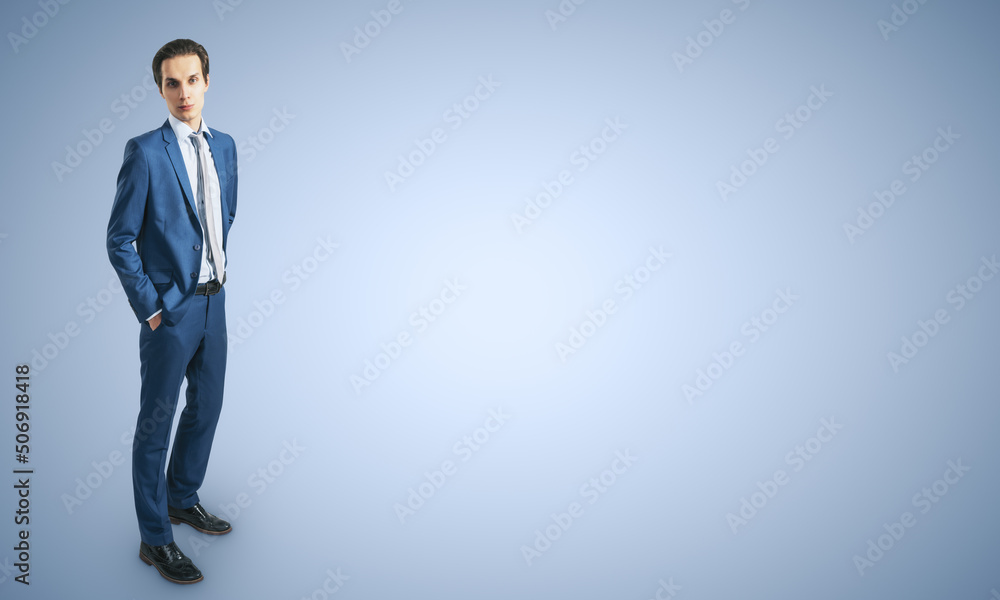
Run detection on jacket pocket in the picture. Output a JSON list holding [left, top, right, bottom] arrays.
[[146, 270, 173, 288]]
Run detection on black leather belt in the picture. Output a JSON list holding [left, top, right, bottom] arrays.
[[195, 276, 224, 296]]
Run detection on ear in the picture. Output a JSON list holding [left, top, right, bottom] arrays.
[[204, 74, 210, 91]]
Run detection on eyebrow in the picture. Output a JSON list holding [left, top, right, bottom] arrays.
[[164, 73, 201, 82]]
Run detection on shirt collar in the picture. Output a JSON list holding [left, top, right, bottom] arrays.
[[167, 113, 214, 142]]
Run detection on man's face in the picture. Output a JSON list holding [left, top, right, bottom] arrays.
[[158, 54, 209, 129]]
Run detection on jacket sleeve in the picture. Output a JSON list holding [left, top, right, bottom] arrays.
[[106, 138, 160, 323]]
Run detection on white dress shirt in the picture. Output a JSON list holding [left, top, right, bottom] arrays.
[[167, 113, 226, 285]]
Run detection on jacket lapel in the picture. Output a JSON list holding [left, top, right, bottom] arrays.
[[160, 121, 200, 229], [203, 129, 230, 234]]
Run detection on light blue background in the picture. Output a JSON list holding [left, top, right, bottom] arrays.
[[1, 0, 998, 598]]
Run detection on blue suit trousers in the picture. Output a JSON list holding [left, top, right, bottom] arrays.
[[133, 289, 227, 546]]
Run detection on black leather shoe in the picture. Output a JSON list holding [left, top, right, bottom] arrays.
[[168, 503, 232, 535], [139, 541, 203, 584]]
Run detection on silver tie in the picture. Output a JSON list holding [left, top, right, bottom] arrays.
[[190, 132, 224, 281]]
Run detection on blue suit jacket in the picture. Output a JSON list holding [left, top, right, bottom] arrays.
[[107, 120, 238, 326]]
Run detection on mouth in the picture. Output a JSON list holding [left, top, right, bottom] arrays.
[[178, 104, 194, 111]]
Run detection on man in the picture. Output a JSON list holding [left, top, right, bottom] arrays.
[[107, 38, 237, 585]]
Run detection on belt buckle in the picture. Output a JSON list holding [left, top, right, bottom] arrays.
[[207, 279, 221, 295]]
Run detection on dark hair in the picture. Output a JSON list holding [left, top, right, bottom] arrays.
[[152, 39, 209, 90]]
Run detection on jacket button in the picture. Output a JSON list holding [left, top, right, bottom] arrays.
[[190, 273, 198, 279], [194, 244, 201, 251]]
